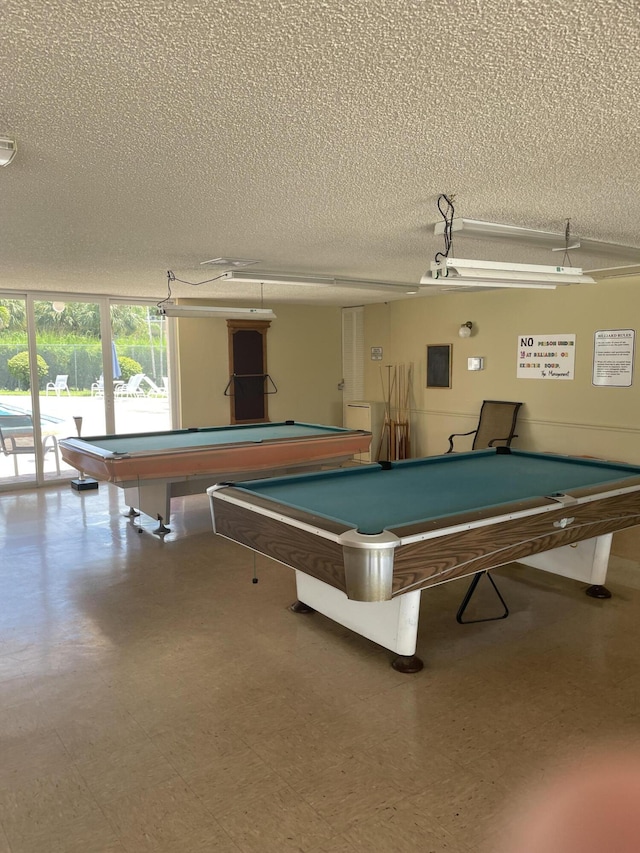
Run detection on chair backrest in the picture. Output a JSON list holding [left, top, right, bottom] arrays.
[[128, 373, 145, 390], [142, 375, 160, 392], [0, 414, 35, 453], [54, 375, 68, 388], [472, 400, 522, 449]]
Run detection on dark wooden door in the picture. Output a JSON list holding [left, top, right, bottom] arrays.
[[227, 320, 271, 423]]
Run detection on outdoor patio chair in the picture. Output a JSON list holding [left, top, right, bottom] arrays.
[[114, 373, 147, 397], [45, 375, 70, 397], [142, 376, 168, 397], [91, 377, 104, 397], [446, 400, 523, 453], [0, 414, 61, 476]]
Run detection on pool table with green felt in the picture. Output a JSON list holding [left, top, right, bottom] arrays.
[[209, 448, 640, 671], [59, 421, 370, 533]]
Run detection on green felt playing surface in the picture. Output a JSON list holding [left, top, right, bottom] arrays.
[[238, 450, 640, 534], [78, 422, 348, 454]]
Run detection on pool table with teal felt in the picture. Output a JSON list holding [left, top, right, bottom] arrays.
[[59, 421, 370, 533], [209, 448, 640, 671]]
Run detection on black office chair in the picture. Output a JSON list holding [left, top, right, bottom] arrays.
[[447, 400, 522, 453], [0, 414, 60, 476]]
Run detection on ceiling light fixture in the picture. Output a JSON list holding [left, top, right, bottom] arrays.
[[200, 257, 260, 267], [160, 304, 276, 320], [435, 280, 557, 291], [422, 257, 595, 289], [222, 271, 423, 295], [222, 271, 335, 288], [334, 278, 422, 295], [586, 264, 640, 280], [427, 195, 597, 292], [0, 137, 17, 167], [434, 218, 640, 260]]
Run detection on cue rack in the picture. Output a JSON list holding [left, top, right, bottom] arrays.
[[377, 363, 413, 461]]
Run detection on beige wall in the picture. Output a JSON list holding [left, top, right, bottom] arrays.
[[173, 302, 343, 428], [364, 276, 640, 462], [363, 275, 640, 559]]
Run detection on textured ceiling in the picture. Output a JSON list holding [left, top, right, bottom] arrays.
[[2, 0, 639, 306]]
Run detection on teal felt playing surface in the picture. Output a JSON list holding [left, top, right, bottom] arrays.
[[238, 450, 640, 534], [80, 422, 347, 454]]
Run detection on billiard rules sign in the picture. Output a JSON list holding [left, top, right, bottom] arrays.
[[517, 334, 576, 380], [592, 329, 635, 387]]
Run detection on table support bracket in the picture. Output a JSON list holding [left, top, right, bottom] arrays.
[[290, 600, 315, 614], [153, 516, 171, 536], [456, 571, 509, 624]]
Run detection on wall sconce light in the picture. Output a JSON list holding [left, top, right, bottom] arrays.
[[459, 321, 473, 338], [0, 137, 17, 167]]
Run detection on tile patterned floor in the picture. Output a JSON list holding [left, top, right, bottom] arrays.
[[0, 483, 639, 852]]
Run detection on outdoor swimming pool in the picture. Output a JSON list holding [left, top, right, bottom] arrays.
[[0, 402, 64, 426], [0, 393, 171, 484]]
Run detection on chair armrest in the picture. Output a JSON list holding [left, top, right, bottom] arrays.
[[487, 433, 518, 447], [1, 435, 20, 453], [447, 429, 478, 453]]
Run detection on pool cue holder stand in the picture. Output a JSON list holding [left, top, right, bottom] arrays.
[[456, 571, 509, 624], [70, 416, 99, 490]]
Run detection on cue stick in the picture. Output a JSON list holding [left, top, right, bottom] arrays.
[[404, 362, 413, 457], [376, 367, 386, 460], [389, 364, 397, 460], [396, 367, 402, 460], [377, 365, 393, 461], [393, 363, 400, 460]]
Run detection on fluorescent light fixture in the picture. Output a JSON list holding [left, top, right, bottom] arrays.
[[223, 270, 423, 294], [586, 264, 640, 280], [422, 257, 595, 289], [200, 257, 260, 267], [434, 218, 640, 260], [425, 277, 558, 291], [222, 271, 335, 288], [161, 304, 276, 320], [0, 137, 17, 167], [334, 278, 422, 295]]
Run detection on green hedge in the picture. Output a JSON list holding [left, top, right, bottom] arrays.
[[0, 343, 167, 391]]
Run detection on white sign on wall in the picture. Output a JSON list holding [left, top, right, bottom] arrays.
[[592, 329, 635, 387], [517, 334, 576, 380]]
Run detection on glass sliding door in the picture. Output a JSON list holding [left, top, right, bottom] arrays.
[[34, 298, 107, 481], [0, 294, 172, 489], [0, 296, 38, 487], [112, 303, 169, 435]]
